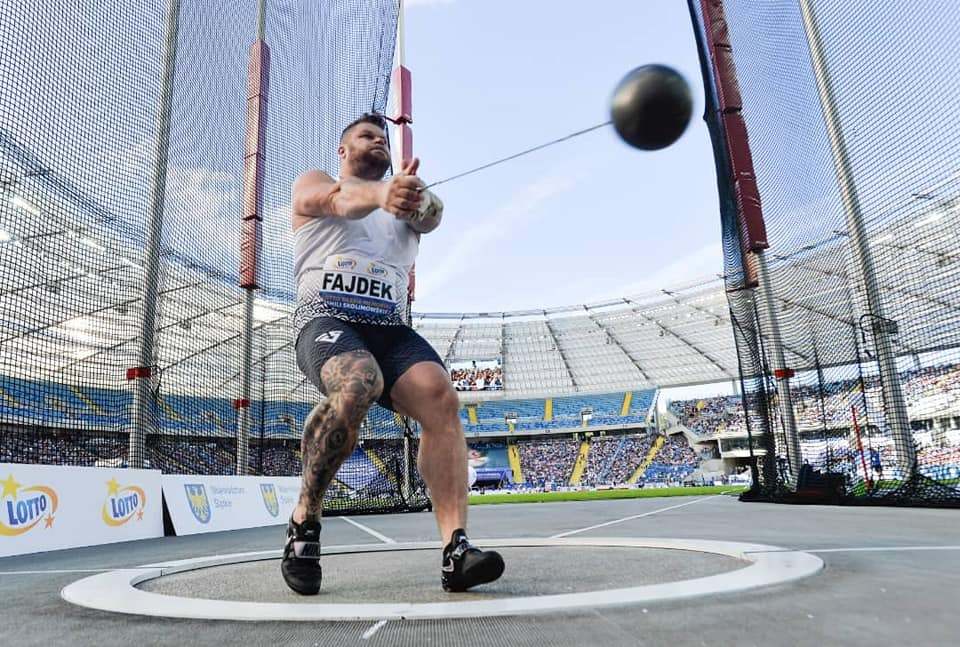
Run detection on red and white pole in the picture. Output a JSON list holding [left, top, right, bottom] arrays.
[[237, 1, 270, 475], [391, 1, 416, 311], [392, 0, 416, 499]]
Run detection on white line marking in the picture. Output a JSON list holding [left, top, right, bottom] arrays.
[[0, 544, 363, 577], [337, 516, 396, 544], [60, 538, 824, 621], [753, 545, 960, 555], [551, 496, 719, 538], [0, 544, 371, 578], [361, 619, 388, 640], [0, 568, 124, 575]]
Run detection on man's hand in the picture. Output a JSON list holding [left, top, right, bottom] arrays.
[[380, 158, 424, 220], [407, 189, 443, 234]]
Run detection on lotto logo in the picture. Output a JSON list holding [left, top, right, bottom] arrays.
[[0, 474, 58, 537], [101, 477, 147, 527]]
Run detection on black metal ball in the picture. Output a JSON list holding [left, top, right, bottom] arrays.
[[610, 64, 693, 151]]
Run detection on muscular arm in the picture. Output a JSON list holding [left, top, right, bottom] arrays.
[[292, 171, 385, 227]]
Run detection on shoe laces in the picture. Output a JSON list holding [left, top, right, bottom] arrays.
[[450, 538, 476, 561]]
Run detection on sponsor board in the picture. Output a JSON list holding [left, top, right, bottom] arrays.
[[0, 463, 162, 558], [162, 474, 301, 536]]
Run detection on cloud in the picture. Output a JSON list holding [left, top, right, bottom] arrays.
[[415, 173, 576, 300]]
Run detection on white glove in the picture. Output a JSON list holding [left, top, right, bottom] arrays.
[[408, 189, 443, 233]]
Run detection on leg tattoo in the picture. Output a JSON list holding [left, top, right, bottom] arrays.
[[296, 351, 383, 521]]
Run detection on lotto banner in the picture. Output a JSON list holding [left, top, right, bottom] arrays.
[[0, 463, 163, 558], [162, 474, 301, 536]]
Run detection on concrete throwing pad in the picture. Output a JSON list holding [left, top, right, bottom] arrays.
[[61, 537, 823, 621], [140, 546, 743, 603]]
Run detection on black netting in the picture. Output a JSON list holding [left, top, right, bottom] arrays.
[[691, 0, 960, 505], [0, 0, 427, 514]]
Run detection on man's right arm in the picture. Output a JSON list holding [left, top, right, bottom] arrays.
[[292, 171, 385, 226]]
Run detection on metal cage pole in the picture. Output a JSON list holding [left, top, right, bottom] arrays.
[[755, 252, 803, 480], [237, 0, 270, 475], [798, 0, 915, 473], [236, 293, 254, 474], [691, 0, 802, 483], [128, 0, 181, 469]]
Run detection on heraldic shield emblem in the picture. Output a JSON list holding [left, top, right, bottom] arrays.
[[260, 483, 280, 518], [184, 484, 211, 524]]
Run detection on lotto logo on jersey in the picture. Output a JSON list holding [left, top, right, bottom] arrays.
[[0, 474, 58, 537], [367, 263, 388, 277], [101, 477, 147, 527], [335, 257, 357, 270]]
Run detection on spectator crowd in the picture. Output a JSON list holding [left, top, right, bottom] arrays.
[[451, 365, 503, 391], [517, 438, 579, 487], [671, 363, 960, 438]]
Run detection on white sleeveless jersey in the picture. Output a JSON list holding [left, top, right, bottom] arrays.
[[293, 208, 418, 329]]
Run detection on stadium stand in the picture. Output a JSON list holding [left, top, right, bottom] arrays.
[[607, 434, 657, 484], [669, 395, 743, 438], [644, 434, 699, 483], [451, 366, 503, 391], [249, 442, 302, 476], [508, 431, 697, 488], [581, 436, 623, 487], [516, 437, 580, 488], [670, 363, 960, 439], [461, 389, 656, 435], [6, 360, 958, 489]]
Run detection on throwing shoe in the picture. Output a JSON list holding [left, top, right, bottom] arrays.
[[281, 517, 322, 595], [441, 528, 505, 592]]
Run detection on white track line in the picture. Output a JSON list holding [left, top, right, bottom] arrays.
[[0, 543, 364, 577], [0, 568, 125, 575], [742, 545, 960, 555], [551, 496, 720, 538], [801, 545, 960, 554], [337, 516, 396, 544], [361, 619, 388, 640]]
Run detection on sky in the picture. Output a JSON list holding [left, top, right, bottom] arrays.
[[399, 0, 723, 313]]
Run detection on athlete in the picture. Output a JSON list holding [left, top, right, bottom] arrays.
[[282, 113, 504, 595]]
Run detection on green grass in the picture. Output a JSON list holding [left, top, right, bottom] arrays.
[[848, 477, 959, 496], [849, 479, 902, 496], [468, 485, 746, 505]]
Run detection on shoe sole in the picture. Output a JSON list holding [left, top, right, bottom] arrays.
[[443, 553, 505, 592], [281, 563, 322, 596], [286, 583, 321, 595]]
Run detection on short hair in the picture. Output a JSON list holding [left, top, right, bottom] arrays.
[[340, 113, 388, 143]]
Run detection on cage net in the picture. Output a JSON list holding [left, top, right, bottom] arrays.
[[691, 0, 960, 505], [0, 0, 427, 514]]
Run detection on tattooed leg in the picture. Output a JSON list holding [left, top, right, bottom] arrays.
[[293, 350, 383, 524]]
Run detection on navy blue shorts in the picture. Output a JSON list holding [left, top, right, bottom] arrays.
[[295, 316, 444, 412]]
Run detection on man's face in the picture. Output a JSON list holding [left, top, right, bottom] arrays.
[[339, 122, 391, 179]]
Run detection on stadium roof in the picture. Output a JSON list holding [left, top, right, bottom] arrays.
[[411, 282, 738, 395]]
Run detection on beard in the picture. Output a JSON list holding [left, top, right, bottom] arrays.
[[352, 149, 391, 180]]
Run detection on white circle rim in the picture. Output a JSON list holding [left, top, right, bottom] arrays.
[[60, 537, 823, 621]]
